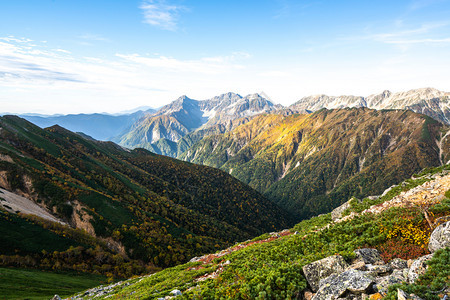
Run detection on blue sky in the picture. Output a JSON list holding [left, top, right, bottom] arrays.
[[1, 0, 450, 114]]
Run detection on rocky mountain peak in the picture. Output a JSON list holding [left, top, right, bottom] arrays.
[[381, 90, 391, 98], [289, 87, 449, 125]]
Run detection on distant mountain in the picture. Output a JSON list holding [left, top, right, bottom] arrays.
[[20, 109, 155, 141], [180, 108, 450, 219], [0, 115, 294, 274], [290, 87, 450, 124], [115, 93, 280, 153]]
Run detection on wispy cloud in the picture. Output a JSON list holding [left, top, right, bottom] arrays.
[[0, 40, 82, 83], [139, 0, 185, 31], [116, 51, 249, 74], [384, 37, 450, 44], [341, 22, 450, 49], [409, 0, 449, 10], [371, 22, 448, 40], [0, 36, 253, 114]]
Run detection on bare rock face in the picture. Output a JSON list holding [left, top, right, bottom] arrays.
[[302, 255, 349, 292], [354, 248, 384, 265], [407, 254, 433, 283], [374, 269, 408, 295], [311, 270, 375, 300], [331, 199, 353, 221], [397, 289, 409, 300], [388, 258, 408, 270], [428, 221, 450, 253]]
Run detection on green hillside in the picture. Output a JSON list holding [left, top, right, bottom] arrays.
[[0, 268, 107, 300], [0, 116, 294, 277]]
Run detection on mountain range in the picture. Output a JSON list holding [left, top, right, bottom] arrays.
[[180, 108, 449, 218], [116, 87, 450, 156], [114, 92, 280, 152], [13, 88, 449, 157], [290, 87, 450, 125], [19, 109, 155, 141]]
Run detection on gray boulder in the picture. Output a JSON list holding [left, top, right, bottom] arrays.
[[354, 248, 384, 265], [389, 258, 408, 270], [375, 269, 408, 296], [408, 254, 433, 283], [397, 288, 408, 300], [302, 255, 349, 292], [331, 198, 360, 221], [397, 288, 423, 300], [428, 221, 450, 253], [170, 289, 182, 296], [365, 264, 392, 275], [311, 270, 375, 300]]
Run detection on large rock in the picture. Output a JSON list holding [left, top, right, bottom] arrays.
[[407, 254, 433, 283], [170, 289, 182, 296], [365, 264, 392, 275], [331, 198, 360, 221], [302, 255, 349, 292], [311, 270, 375, 300], [428, 221, 450, 253], [375, 269, 408, 296], [388, 258, 407, 270], [354, 248, 384, 265], [397, 289, 423, 300], [397, 289, 409, 300]]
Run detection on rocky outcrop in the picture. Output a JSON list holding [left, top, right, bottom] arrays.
[[354, 248, 384, 265], [311, 270, 375, 300], [407, 254, 433, 283], [334, 172, 450, 224], [303, 249, 436, 299], [428, 221, 450, 253], [331, 199, 354, 221], [302, 255, 348, 292]]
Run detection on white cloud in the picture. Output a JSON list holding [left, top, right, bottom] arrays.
[[140, 0, 185, 31], [0, 36, 254, 114], [115, 52, 247, 74]]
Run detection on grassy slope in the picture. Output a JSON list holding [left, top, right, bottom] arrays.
[[77, 164, 450, 299], [0, 268, 106, 300]]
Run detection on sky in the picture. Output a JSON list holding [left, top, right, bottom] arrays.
[[1, 0, 450, 114]]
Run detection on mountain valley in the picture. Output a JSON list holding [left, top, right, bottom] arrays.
[[0, 115, 293, 280]]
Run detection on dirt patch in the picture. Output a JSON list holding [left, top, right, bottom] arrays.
[[0, 154, 13, 163], [71, 200, 96, 236], [0, 171, 10, 190], [100, 237, 128, 257]]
